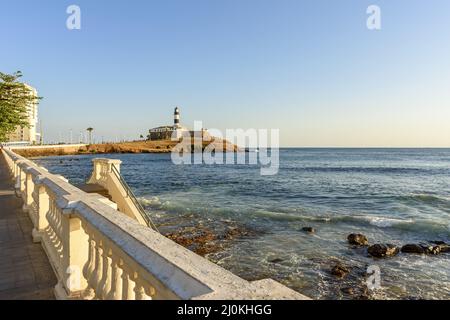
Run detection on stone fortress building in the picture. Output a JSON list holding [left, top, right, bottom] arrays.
[[147, 107, 188, 140], [148, 107, 208, 141], [6, 84, 41, 145]]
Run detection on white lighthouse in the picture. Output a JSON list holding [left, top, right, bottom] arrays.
[[148, 107, 188, 140], [172, 106, 188, 139], [174, 107, 181, 129]]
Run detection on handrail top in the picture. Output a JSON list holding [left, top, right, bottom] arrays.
[[75, 198, 307, 300], [92, 158, 122, 165]]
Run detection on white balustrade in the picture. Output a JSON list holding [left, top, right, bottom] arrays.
[[87, 158, 148, 226], [1, 148, 309, 300]]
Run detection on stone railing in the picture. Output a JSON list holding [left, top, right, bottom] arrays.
[[87, 158, 149, 227], [1, 148, 309, 300]]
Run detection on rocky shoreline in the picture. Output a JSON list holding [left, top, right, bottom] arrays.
[[13, 139, 240, 158], [345, 232, 450, 257], [165, 224, 256, 257], [164, 221, 450, 300], [326, 232, 450, 299]]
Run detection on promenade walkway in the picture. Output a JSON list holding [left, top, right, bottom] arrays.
[[0, 153, 56, 300]]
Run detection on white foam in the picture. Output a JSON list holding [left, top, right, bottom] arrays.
[[138, 196, 161, 206], [366, 216, 414, 228]]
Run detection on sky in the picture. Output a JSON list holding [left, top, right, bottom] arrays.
[[1, 0, 450, 147]]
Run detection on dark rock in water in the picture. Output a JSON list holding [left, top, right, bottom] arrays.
[[430, 240, 446, 245], [401, 243, 443, 255], [430, 246, 441, 255], [420, 243, 441, 255], [331, 264, 350, 278], [405, 296, 423, 301], [357, 293, 370, 300], [269, 258, 284, 264], [428, 241, 450, 253], [347, 234, 369, 246], [165, 223, 256, 257], [401, 244, 425, 254], [368, 244, 399, 258], [302, 227, 316, 234], [341, 287, 354, 295]]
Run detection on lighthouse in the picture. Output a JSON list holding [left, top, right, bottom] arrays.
[[174, 107, 180, 128], [148, 107, 188, 140]]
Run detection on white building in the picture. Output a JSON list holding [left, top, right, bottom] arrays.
[[148, 107, 189, 140], [6, 84, 40, 145]]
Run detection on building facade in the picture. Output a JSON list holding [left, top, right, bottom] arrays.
[[148, 107, 211, 141], [6, 84, 40, 144], [148, 107, 189, 141]]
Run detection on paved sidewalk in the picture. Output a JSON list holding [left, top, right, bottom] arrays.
[[0, 153, 56, 300]]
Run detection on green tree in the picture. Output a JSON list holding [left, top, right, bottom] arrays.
[[0, 71, 41, 142]]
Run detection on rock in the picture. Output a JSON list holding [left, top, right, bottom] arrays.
[[368, 244, 399, 258], [401, 243, 443, 255], [430, 241, 450, 253], [269, 258, 284, 264], [331, 264, 350, 278], [165, 223, 259, 257], [420, 243, 441, 255], [430, 240, 446, 245], [347, 234, 369, 246], [341, 287, 354, 295], [401, 244, 425, 254], [430, 246, 442, 255], [302, 227, 316, 234]]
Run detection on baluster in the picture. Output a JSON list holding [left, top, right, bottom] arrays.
[[19, 167, 26, 199], [134, 284, 148, 300], [24, 172, 34, 214], [31, 187, 38, 222], [55, 206, 63, 265], [101, 246, 113, 299], [82, 225, 96, 299], [92, 239, 104, 299], [145, 285, 157, 300], [32, 183, 49, 243], [15, 162, 19, 178], [134, 278, 154, 300], [106, 257, 123, 300], [46, 201, 56, 248], [121, 268, 136, 300]]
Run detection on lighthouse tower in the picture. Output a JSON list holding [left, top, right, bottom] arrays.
[[174, 107, 181, 128]]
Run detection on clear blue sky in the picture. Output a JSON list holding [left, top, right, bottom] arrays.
[[1, 0, 450, 146]]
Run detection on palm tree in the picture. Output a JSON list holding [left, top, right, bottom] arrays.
[[86, 127, 93, 144]]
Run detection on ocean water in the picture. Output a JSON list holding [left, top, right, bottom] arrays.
[[33, 149, 450, 300]]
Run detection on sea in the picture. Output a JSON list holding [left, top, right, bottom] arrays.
[[33, 148, 450, 300]]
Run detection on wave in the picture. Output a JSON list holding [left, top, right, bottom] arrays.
[[138, 196, 162, 207], [400, 194, 450, 205], [137, 194, 450, 236], [251, 210, 449, 235], [354, 216, 414, 228], [282, 166, 436, 175]]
